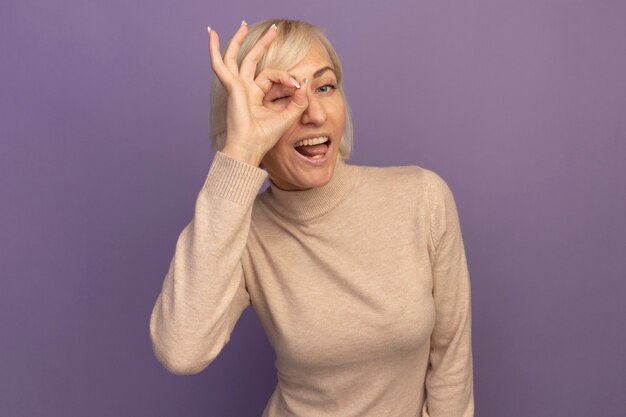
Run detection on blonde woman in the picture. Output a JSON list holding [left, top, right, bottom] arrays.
[[150, 18, 474, 417]]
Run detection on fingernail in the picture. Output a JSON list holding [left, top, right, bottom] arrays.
[[270, 23, 278, 31], [241, 20, 247, 26], [207, 26, 211, 33], [290, 78, 301, 89]]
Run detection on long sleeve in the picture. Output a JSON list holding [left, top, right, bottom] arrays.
[[422, 171, 475, 417], [149, 151, 268, 375]]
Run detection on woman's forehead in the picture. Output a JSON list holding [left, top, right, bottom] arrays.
[[286, 41, 334, 77]]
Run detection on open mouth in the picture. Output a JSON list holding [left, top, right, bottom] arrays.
[[293, 136, 331, 160]]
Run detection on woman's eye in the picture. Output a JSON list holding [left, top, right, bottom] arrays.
[[317, 84, 337, 93], [272, 95, 290, 102]]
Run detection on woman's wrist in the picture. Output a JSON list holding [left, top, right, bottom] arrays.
[[221, 142, 266, 167]]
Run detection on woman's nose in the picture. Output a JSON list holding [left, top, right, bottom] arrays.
[[300, 92, 327, 125]]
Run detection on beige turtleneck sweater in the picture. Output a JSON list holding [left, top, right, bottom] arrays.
[[149, 151, 474, 417]]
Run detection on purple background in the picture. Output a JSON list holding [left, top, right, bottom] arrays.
[[2, 0, 625, 416]]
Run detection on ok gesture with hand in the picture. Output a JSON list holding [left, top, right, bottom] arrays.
[[207, 22, 309, 166]]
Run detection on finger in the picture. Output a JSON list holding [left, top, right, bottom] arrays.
[[223, 21, 249, 73], [254, 68, 300, 96], [280, 77, 309, 123], [207, 27, 234, 89], [239, 24, 278, 80]]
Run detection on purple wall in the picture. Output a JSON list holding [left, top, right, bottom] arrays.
[[2, 0, 625, 416]]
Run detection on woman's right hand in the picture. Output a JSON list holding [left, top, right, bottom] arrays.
[[207, 22, 309, 166]]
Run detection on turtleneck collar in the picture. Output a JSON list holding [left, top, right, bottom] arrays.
[[260, 157, 360, 223]]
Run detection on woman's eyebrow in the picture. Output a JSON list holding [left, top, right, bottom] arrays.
[[289, 66, 335, 80], [313, 66, 335, 78]]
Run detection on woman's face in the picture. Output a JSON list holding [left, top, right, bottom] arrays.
[[260, 40, 346, 191]]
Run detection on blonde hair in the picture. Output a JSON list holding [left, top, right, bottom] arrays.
[[210, 19, 353, 160]]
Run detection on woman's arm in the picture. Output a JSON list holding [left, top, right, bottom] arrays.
[[422, 170, 475, 417], [149, 151, 267, 375], [149, 21, 311, 375]]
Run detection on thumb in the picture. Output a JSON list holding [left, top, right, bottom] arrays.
[[280, 77, 309, 123]]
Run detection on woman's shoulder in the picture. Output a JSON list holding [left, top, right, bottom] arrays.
[[351, 162, 448, 191], [348, 163, 456, 214]]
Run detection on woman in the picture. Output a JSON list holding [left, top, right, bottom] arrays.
[[150, 18, 474, 417]]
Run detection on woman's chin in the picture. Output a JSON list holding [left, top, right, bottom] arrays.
[[265, 146, 339, 191], [271, 166, 335, 191]]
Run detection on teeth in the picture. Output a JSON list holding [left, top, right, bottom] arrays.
[[293, 136, 329, 148]]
